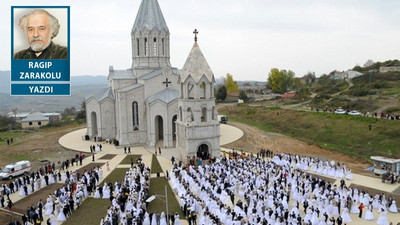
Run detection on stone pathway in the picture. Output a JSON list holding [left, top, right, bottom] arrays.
[[5, 123, 398, 224]]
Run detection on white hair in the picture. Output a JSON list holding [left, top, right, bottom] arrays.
[[18, 9, 60, 38]]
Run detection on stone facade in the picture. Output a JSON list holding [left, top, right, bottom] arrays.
[[176, 42, 220, 160], [85, 0, 220, 159]]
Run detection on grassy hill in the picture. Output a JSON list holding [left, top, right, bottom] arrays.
[[301, 61, 400, 115], [219, 105, 400, 161], [0, 71, 107, 114]]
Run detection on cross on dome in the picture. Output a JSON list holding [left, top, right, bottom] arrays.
[[193, 29, 198, 42]]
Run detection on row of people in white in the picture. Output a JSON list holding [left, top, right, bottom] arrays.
[[170, 153, 397, 225]]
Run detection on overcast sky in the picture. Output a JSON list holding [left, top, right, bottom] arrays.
[[1, 0, 399, 81]]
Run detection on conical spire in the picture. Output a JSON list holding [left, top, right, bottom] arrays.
[[181, 41, 214, 83], [131, 0, 169, 34]]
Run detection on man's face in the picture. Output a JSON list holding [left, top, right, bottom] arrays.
[[26, 13, 52, 52]]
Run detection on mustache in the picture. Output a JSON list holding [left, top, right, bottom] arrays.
[[30, 37, 43, 43]]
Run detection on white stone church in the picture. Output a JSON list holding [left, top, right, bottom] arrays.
[[85, 0, 220, 160]]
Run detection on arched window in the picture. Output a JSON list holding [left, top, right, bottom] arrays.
[[153, 38, 157, 56], [144, 38, 148, 56], [179, 107, 183, 121], [187, 107, 193, 122], [136, 38, 140, 56], [201, 107, 207, 122], [212, 106, 215, 120], [132, 102, 139, 130]]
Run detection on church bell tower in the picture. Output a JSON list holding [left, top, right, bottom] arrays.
[[176, 30, 220, 161], [131, 0, 171, 69]]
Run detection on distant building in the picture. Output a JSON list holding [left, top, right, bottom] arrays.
[[21, 113, 49, 129], [281, 91, 296, 99], [300, 76, 314, 84], [240, 82, 267, 94], [343, 70, 363, 79], [331, 70, 362, 80], [7, 111, 61, 124], [380, 62, 400, 73], [225, 92, 239, 102], [43, 113, 62, 122], [331, 71, 344, 80]]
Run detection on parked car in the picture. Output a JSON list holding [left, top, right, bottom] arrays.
[[334, 109, 346, 114], [0, 161, 31, 179], [348, 110, 362, 116]]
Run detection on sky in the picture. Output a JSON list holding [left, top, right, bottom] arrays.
[[1, 0, 399, 81]]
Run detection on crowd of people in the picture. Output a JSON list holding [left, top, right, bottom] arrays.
[[170, 152, 398, 225], [0, 154, 94, 224], [2, 149, 399, 225], [99, 158, 182, 225], [20, 165, 103, 225], [0, 154, 86, 202]]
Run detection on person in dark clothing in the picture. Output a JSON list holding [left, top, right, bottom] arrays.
[[7, 198, 14, 211], [329, 217, 335, 225], [0, 195, 5, 207], [358, 203, 364, 218], [337, 216, 343, 225], [22, 214, 28, 224]]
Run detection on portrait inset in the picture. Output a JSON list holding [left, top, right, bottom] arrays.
[[13, 8, 68, 60]]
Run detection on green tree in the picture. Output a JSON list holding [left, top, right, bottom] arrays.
[[216, 85, 227, 101], [76, 101, 86, 122], [267, 68, 295, 93], [292, 78, 302, 91], [224, 73, 239, 94], [0, 115, 18, 129], [303, 72, 316, 84], [239, 90, 248, 102]]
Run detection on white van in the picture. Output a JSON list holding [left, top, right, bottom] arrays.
[[0, 160, 31, 180]]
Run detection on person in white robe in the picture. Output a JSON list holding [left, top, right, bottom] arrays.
[[376, 209, 389, 225], [388, 200, 398, 213]]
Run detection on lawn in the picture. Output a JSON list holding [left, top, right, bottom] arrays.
[[63, 198, 110, 225], [0, 130, 31, 147], [219, 105, 400, 161], [151, 154, 163, 174], [120, 154, 142, 165], [100, 168, 128, 186], [148, 177, 184, 218]]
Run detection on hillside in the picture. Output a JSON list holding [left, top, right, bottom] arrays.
[[282, 60, 400, 115], [219, 105, 400, 162], [0, 71, 107, 114]]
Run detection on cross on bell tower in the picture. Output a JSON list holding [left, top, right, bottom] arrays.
[[193, 29, 198, 42]]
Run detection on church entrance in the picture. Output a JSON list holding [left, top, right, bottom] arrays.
[[197, 144, 209, 160], [172, 115, 177, 141], [155, 115, 164, 142], [91, 112, 97, 136]]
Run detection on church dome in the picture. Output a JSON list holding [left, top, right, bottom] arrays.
[[180, 42, 214, 84], [131, 0, 169, 34]]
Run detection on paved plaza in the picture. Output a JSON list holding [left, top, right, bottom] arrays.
[[2, 124, 399, 224]]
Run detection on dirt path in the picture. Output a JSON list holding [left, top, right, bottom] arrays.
[[375, 98, 399, 113], [222, 121, 371, 175]]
